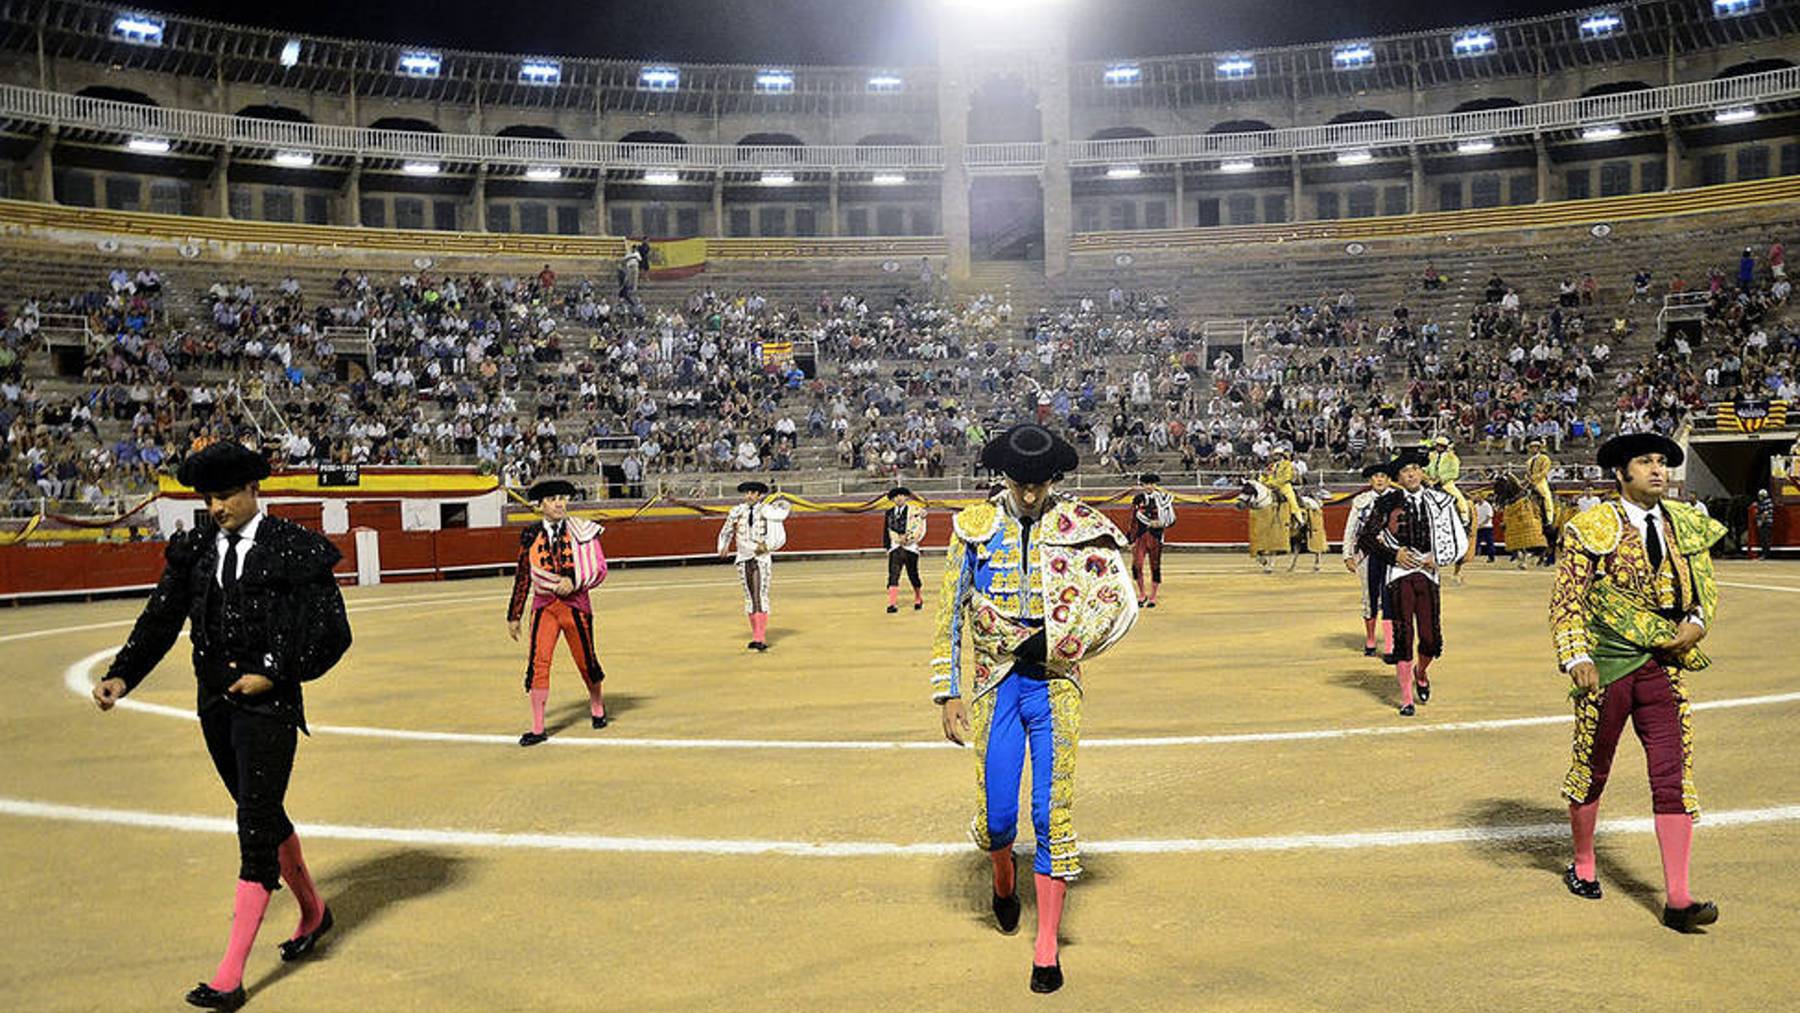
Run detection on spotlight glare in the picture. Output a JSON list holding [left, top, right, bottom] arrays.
[[1106, 164, 1143, 179], [1457, 138, 1496, 154], [1581, 123, 1623, 140], [402, 160, 442, 175], [279, 39, 301, 67], [525, 165, 563, 181], [127, 136, 171, 154], [274, 150, 315, 167], [1714, 107, 1757, 123], [1336, 149, 1373, 165]]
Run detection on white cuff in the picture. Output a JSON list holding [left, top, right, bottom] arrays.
[[1563, 654, 1594, 673]]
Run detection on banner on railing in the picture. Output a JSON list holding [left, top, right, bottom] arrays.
[[1714, 398, 1790, 433], [646, 238, 707, 279]]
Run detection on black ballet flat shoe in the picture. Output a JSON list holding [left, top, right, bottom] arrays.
[[1381, 653, 1397, 665], [1563, 865, 1602, 900], [887, 604, 899, 613], [185, 983, 246, 1010], [518, 731, 548, 747], [750, 641, 769, 652], [993, 891, 1021, 934], [913, 601, 923, 611], [1661, 900, 1719, 933], [746, 640, 760, 650], [1414, 679, 1431, 704], [278, 905, 334, 962], [1030, 962, 1063, 994], [1398, 704, 1415, 717], [592, 715, 609, 730], [1144, 600, 1157, 608], [1363, 645, 1377, 657]]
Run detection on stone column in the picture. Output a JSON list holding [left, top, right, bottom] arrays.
[[345, 157, 363, 227], [210, 150, 231, 219], [1662, 121, 1684, 192], [828, 171, 841, 237], [935, 54, 972, 284], [712, 174, 726, 237], [473, 164, 489, 232], [1037, 21, 1074, 279], [1173, 167, 1186, 228], [1409, 146, 1425, 215], [28, 127, 56, 204], [1535, 134, 1552, 204], [1290, 158, 1305, 222], [592, 174, 607, 235]]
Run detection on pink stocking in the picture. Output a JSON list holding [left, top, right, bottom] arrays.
[[277, 834, 324, 939], [1654, 813, 1694, 908], [529, 688, 548, 734], [208, 880, 271, 992], [1395, 661, 1415, 707], [1033, 874, 1065, 967], [1569, 801, 1599, 880]]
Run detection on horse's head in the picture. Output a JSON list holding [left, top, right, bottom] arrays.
[[1236, 479, 1272, 510]]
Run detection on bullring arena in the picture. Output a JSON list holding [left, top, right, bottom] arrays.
[[2, 0, 1800, 1009]]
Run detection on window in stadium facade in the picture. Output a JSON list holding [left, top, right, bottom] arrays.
[[228, 185, 253, 220], [556, 206, 581, 235], [1639, 160, 1666, 193], [516, 202, 547, 234], [1439, 181, 1463, 211], [1599, 161, 1632, 197], [1701, 152, 1729, 186], [1109, 201, 1138, 230], [1382, 185, 1408, 216], [1228, 193, 1257, 225], [1262, 193, 1287, 223], [105, 176, 140, 212], [360, 197, 386, 228], [677, 207, 701, 237], [1738, 145, 1770, 180], [263, 189, 295, 222], [434, 200, 459, 231], [394, 198, 426, 230], [1782, 143, 1800, 178], [1471, 174, 1503, 208], [489, 204, 513, 232], [1508, 174, 1537, 205], [730, 208, 754, 236], [1566, 168, 1592, 199], [1315, 191, 1339, 219], [1347, 186, 1376, 218], [304, 193, 330, 225], [1144, 200, 1168, 229], [793, 206, 817, 236]]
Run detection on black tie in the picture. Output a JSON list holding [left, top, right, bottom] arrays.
[[221, 533, 242, 591], [1645, 512, 1663, 572]]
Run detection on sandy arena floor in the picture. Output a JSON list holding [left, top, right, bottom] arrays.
[[2, 554, 1797, 1012]]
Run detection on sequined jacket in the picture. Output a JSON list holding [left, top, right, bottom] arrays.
[[1549, 499, 1725, 686], [930, 495, 1138, 704], [105, 515, 351, 729]]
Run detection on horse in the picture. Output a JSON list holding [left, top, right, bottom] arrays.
[[1492, 472, 1572, 567], [1237, 480, 1326, 572]]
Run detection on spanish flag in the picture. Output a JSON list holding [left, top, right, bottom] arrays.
[[645, 238, 708, 280]]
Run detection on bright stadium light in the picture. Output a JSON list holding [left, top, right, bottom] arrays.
[[525, 165, 563, 180], [398, 51, 442, 77], [755, 69, 795, 94], [1452, 30, 1496, 57], [639, 65, 680, 91], [1712, 0, 1761, 17], [1714, 106, 1758, 123], [519, 60, 562, 86], [1103, 64, 1142, 87], [1457, 138, 1496, 154], [1581, 123, 1622, 140], [1219, 159, 1255, 173], [402, 160, 441, 175], [760, 171, 795, 186], [279, 39, 302, 67], [274, 150, 315, 167], [872, 172, 907, 185], [1336, 149, 1373, 165], [1333, 44, 1375, 69], [111, 13, 164, 46], [1215, 56, 1255, 80], [1578, 11, 1623, 37], [643, 169, 680, 185], [866, 73, 904, 92], [1105, 164, 1143, 179], [127, 136, 171, 154]]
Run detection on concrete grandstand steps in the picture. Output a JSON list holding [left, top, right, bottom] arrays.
[[960, 261, 1060, 311]]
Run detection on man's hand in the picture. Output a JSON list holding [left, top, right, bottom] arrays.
[[1568, 660, 1600, 695], [227, 673, 276, 697], [508, 619, 522, 642], [553, 576, 575, 597], [753, 542, 767, 555], [940, 698, 971, 746], [1656, 621, 1706, 655], [1344, 557, 1358, 573], [92, 677, 127, 711], [1396, 548, 1420, 569]]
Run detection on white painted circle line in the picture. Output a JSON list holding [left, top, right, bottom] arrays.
[[1, 795, 1796, 858], [63, 646, 1800, 751]]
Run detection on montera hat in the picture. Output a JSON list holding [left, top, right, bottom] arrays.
[[737, 480, 771, 494], [980, 424, 1078, 485], [1597, 432, 1684, 471], [177, 441, 271, 494], [527, 479, 580, 501]]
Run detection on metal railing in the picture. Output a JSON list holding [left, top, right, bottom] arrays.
[[2, 66, 1796, 175], [1068, 67, 1800, 164]]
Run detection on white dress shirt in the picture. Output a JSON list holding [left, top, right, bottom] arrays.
[[215, 511, 266, 586]]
